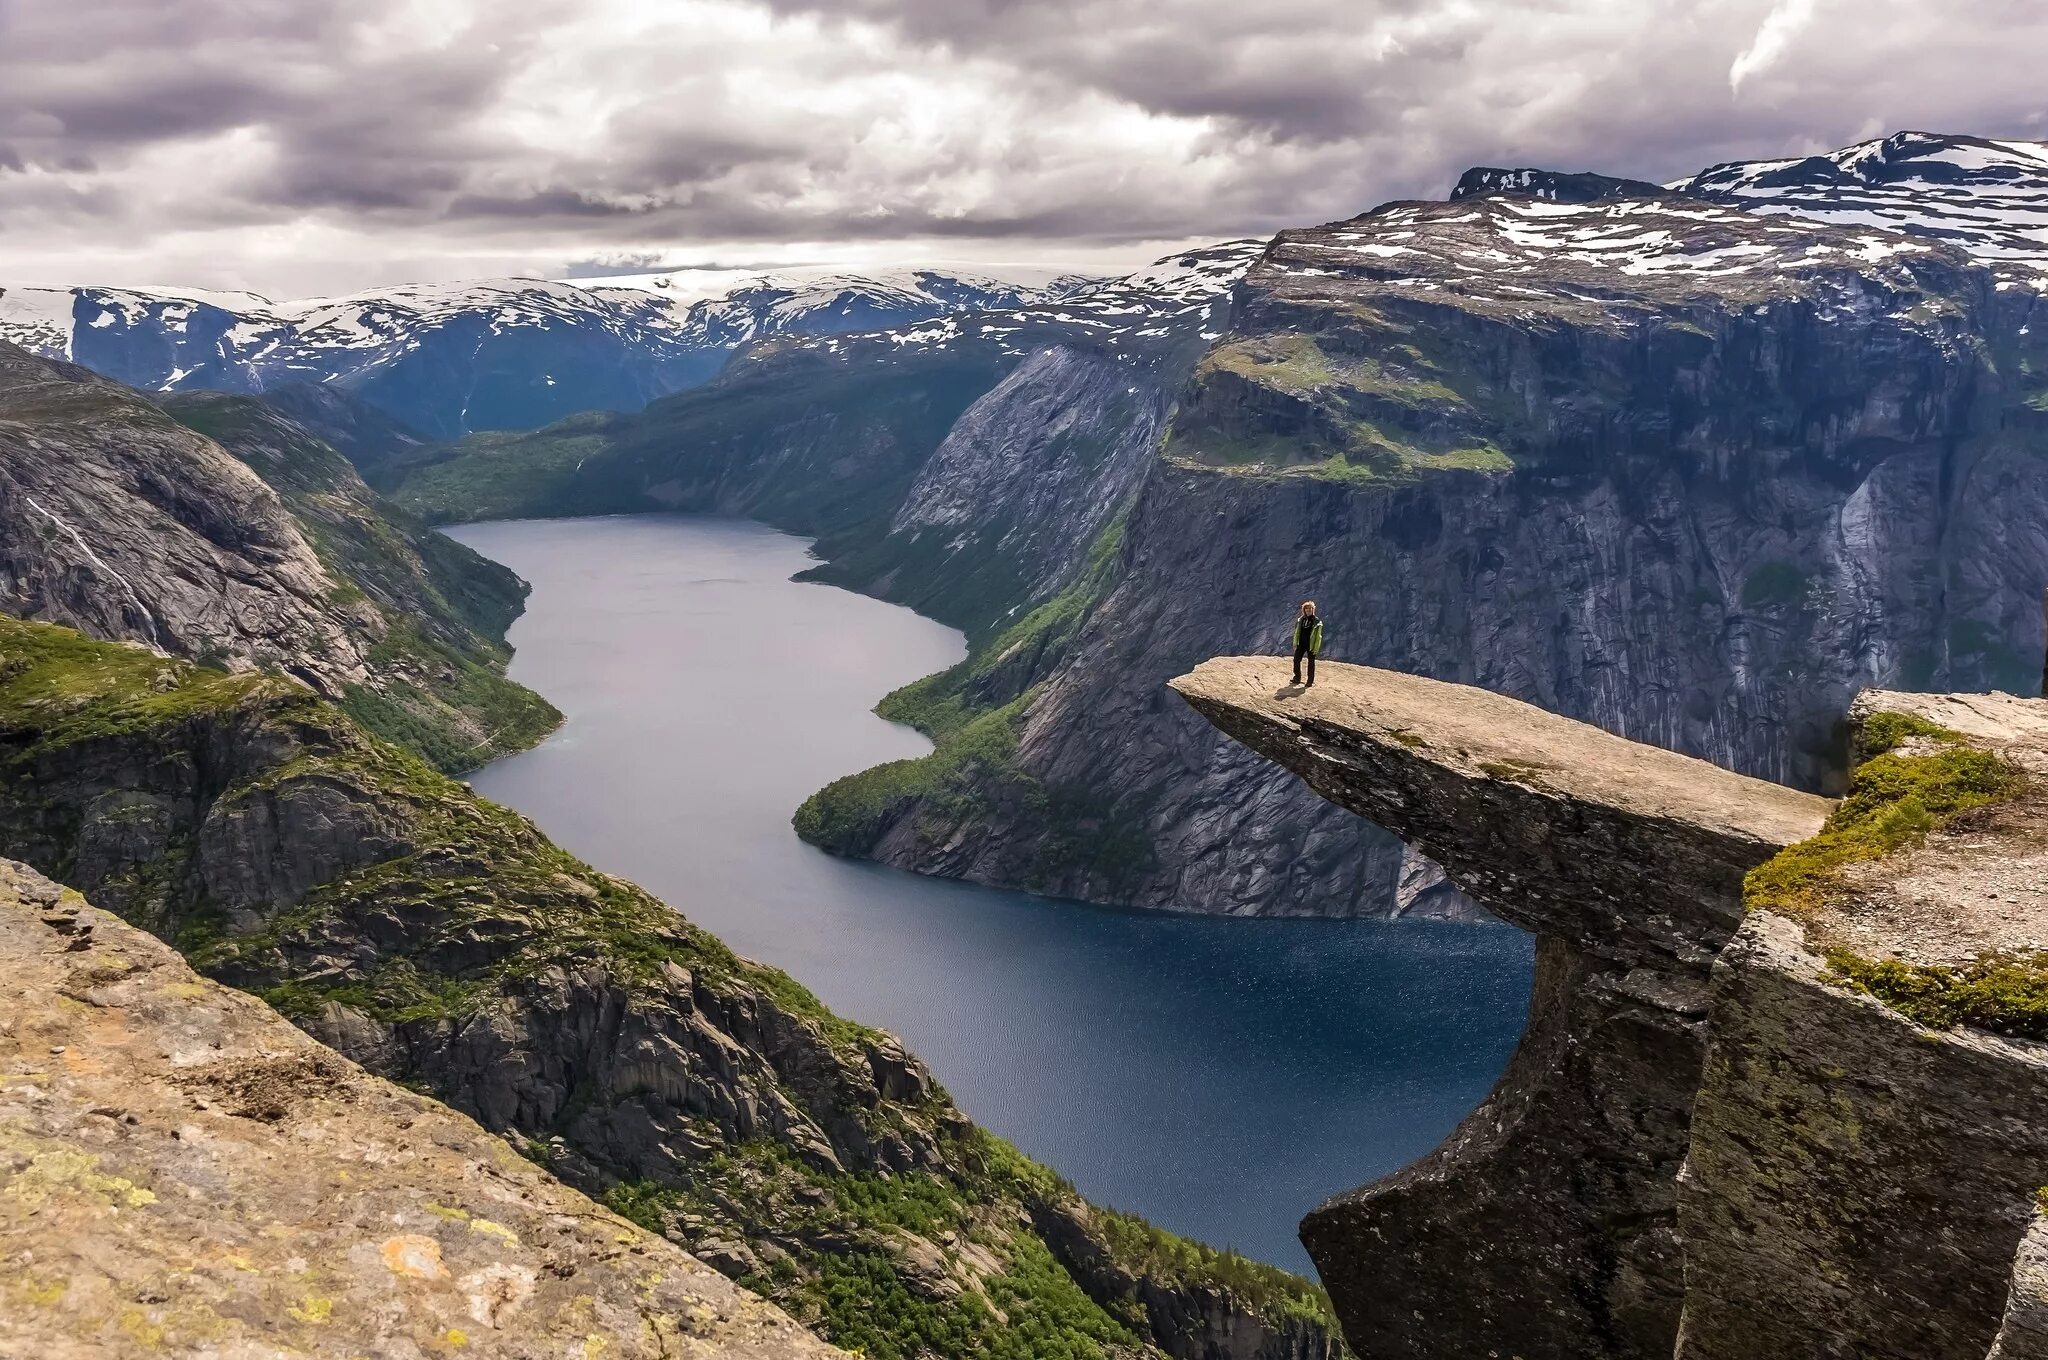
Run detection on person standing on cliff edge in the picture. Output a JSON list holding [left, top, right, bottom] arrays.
[[1291, 601, 1323, 687]]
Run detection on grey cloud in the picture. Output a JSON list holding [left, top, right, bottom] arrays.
[[1, 0, 2046, 295]]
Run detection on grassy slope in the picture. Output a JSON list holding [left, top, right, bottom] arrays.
[[0, 615, 1339, 1360], [163, 392, 560, 771], [794, 519, 1157, 894], [1742, 709, 2037, 1034]]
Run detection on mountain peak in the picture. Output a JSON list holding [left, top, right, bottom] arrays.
[[1450, 167, 1669, 204]]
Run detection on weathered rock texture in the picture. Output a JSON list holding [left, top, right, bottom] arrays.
[[0, 857, 844, 1360], [1677, 688, 2048, 1360], [1991, 1215, 2048, 1360], [1172, 657, 1828, 1357], [1174, 656, 2048, 1360], [0, 343, 378, 689], [869, 343, 1171, 626]]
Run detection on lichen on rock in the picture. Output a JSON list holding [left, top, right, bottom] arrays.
[[0, 856, 845, 1360]]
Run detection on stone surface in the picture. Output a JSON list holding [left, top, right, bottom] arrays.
[[1676, 688, 2048, 1360], [1677, 911, 2048, 1360], [1171, 657, 1828, 1359], [1175, 654, 2048, 1360], [1991, 1215, 2048, 1360], [1170, 657, 1826, 964], [0, 857, 844, 1360], [0, 342, 377, 692]]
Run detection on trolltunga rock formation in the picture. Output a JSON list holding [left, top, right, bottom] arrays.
[[1174, 656, 2048, 1360]]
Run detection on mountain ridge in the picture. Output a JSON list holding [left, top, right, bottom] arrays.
[[0, 267, 1098, 439]]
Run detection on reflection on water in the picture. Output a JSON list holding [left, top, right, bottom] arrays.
[[452, 514, 1533, 1271]]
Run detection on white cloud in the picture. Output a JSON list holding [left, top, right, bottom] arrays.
[[0, 0, 2044, 295], [1729, 0, 1820, 92]]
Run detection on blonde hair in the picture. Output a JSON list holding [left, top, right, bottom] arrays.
[[1300, 600, 1316, 612]]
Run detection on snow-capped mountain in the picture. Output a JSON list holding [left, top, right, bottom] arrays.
[[0, 268, 1099, 439], [1671, 130, 2048, 275], [796, 240, 1267, 367], [582, 266, 1091, 349]]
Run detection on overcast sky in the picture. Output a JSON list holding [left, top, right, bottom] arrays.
[[2, 0, 2044, 297]]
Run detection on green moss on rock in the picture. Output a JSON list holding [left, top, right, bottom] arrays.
[[1745, 705, 2040, 1037], [1742, 721, 2019, 922], [1824, 949, 2048, 1039]]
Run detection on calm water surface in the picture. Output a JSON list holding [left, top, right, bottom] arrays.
[[451, 514, 1533, 1271]]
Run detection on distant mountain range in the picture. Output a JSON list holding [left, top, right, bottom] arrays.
[[0, 267, 1098, 438]]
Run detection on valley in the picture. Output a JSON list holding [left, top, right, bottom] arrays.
[[449, 513, 1532, 1272]]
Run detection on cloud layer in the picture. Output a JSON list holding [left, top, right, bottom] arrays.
[[2, 0, 2044, 294]]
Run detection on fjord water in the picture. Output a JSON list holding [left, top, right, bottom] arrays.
[[451, 514, 1532, 1272]]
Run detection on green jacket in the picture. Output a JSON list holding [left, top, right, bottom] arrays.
[[1294, 616, 1323, 655]]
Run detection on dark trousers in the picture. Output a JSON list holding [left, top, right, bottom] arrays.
[[1293, 645, 1315, 685]]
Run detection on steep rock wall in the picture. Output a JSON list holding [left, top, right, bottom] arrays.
[[817, 183, 2048, 917], [1171, 657, 1827, 1356], [1175, 658, 2048, 1360]]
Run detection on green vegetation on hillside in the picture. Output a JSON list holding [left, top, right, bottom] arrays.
[[1743, 708, 2038, 1036], [794, 519, 1156, 892], [379, 411, 627, 522], [163, 392, 560, 770], [0, 614, 1339, 1360], [1169, 329, 1518, 483], [389, 347, 1010, 531], [598, 1132, 1334, 1360]]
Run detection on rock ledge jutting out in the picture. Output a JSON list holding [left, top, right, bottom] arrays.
[[1173, 656, 2048, 1360]]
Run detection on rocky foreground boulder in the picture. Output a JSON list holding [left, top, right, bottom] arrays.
[[1174, 656, 2048, 1360], [0, 856, 843, 1359]]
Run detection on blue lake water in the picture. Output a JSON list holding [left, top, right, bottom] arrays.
[[451, 514, 1534, 1272]]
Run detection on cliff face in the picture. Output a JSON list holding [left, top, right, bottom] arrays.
[[0, 615, 1343, 1360], [0, 857, 845, 1360], [1173, 655, 2048, 1360], [807, 139, 2048, 917], [0, 343, 558, 769], [807, 343, 1172, 633]]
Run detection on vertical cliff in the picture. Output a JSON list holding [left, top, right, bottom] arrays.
[[808, 148, 2048, 918], [1172, 656, 2048, 1360]]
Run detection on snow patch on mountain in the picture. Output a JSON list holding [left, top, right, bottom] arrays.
[[799, 240, 1267, 365], [1674, 130, 2048, 276], [0, 288, 76, 358], [0, 266, 1110, 436]]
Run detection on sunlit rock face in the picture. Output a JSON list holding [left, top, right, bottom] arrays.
[[0, 856, 848, 1360], [1178, 658, 2048, 1360]]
